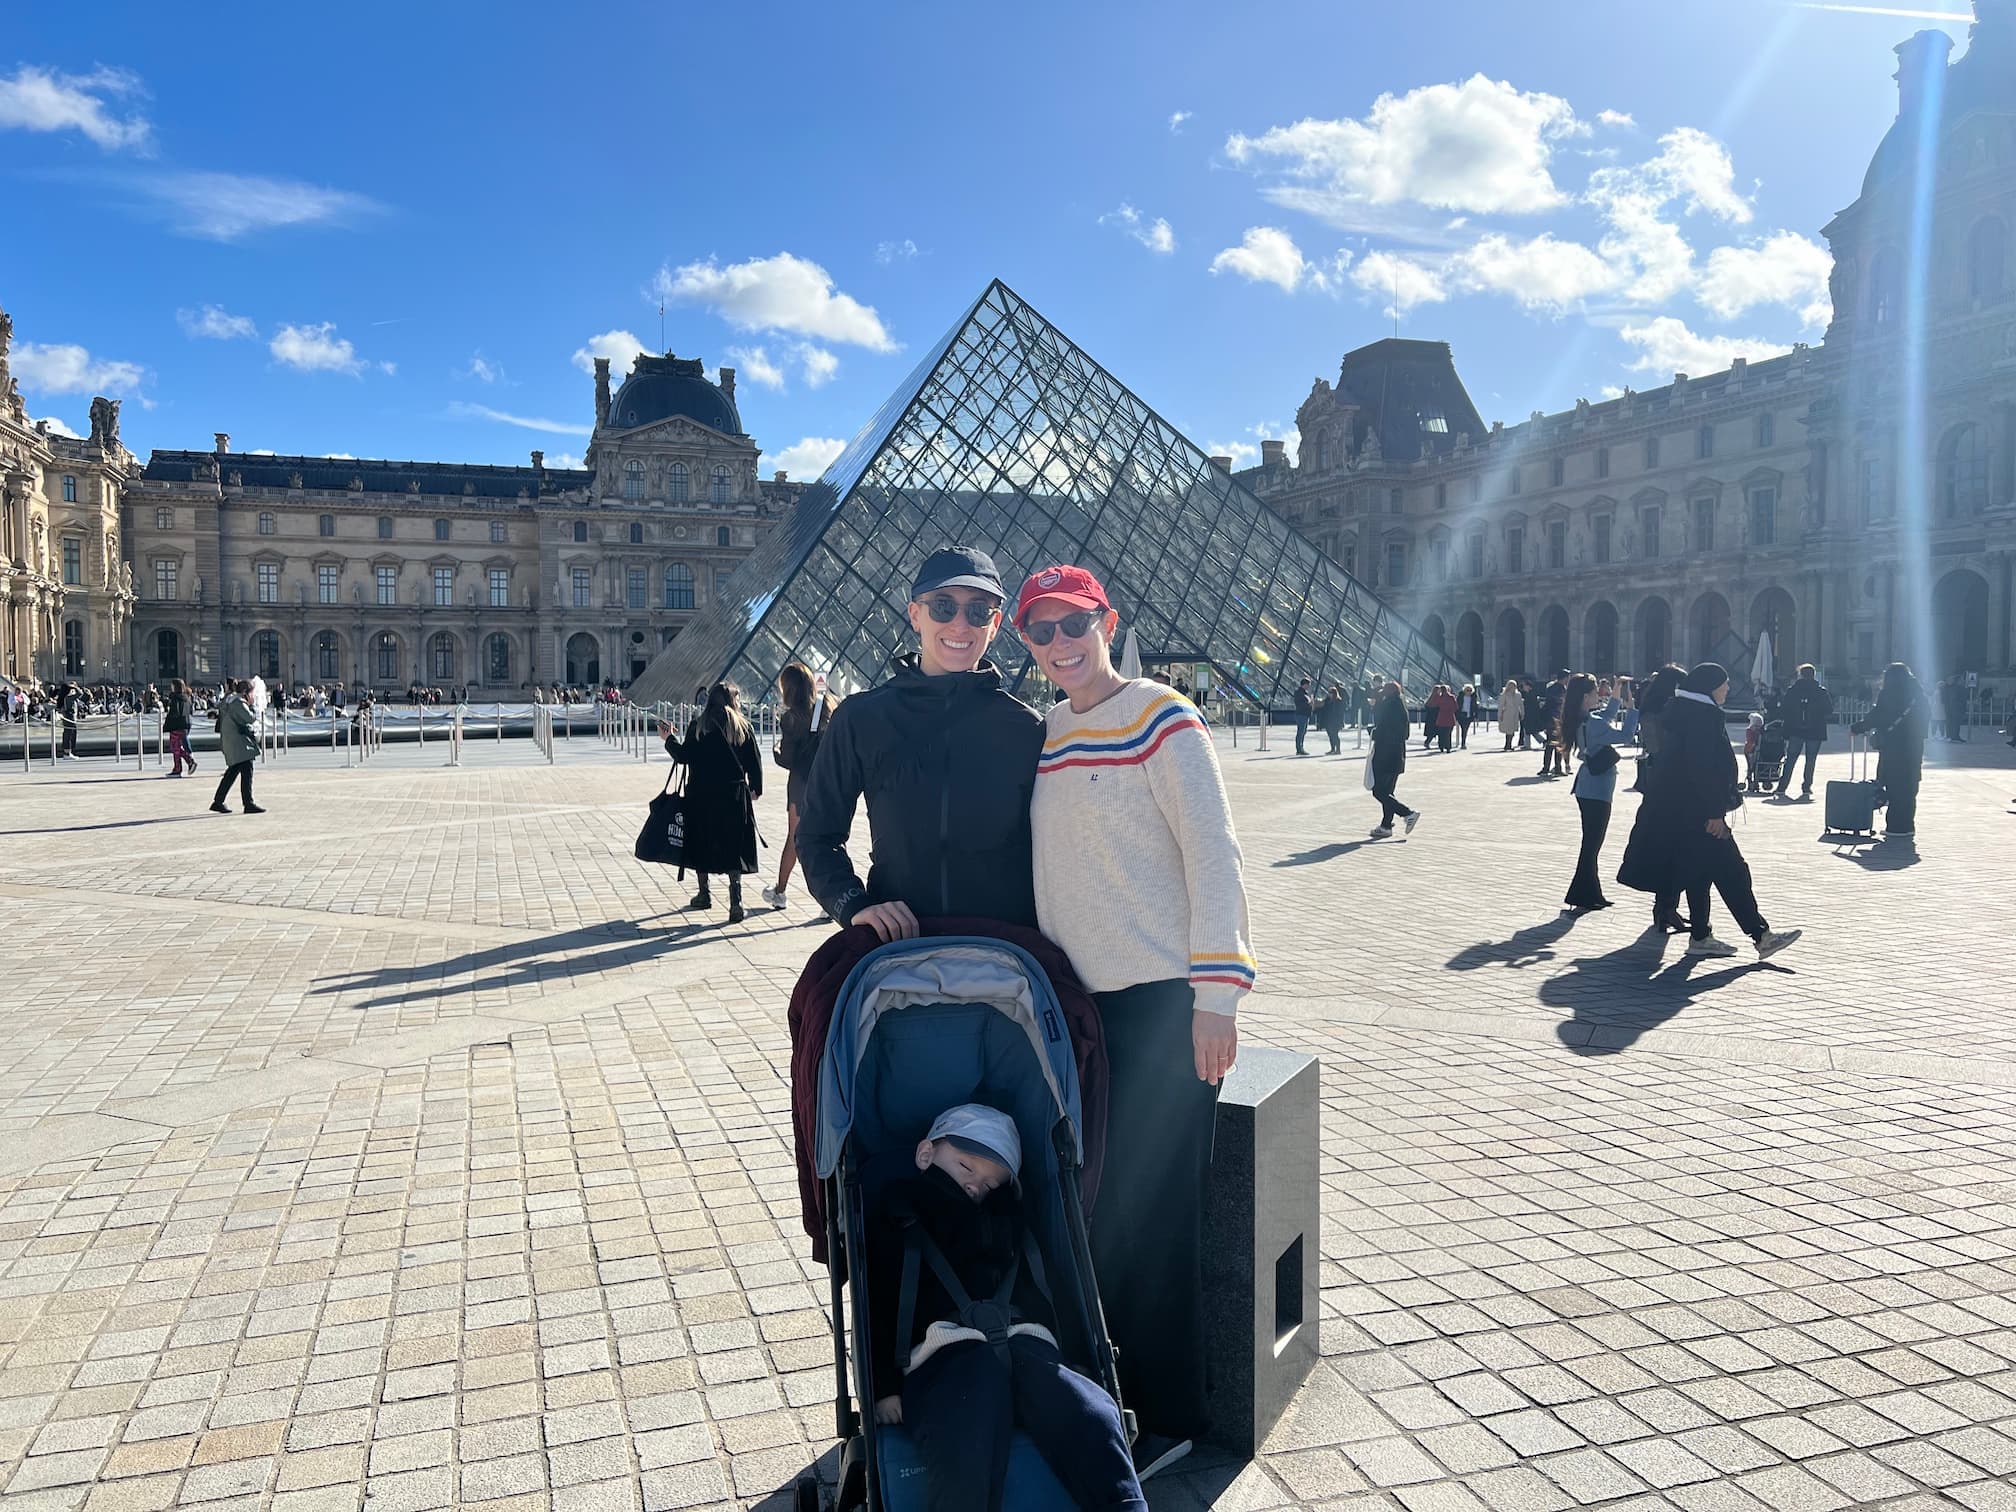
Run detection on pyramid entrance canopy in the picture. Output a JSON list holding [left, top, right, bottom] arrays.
[[629, 280, 1453, 707]]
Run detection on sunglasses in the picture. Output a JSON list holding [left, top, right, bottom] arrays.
[[919, 594, 1000, 628], [1022, 608, 1105, 646]]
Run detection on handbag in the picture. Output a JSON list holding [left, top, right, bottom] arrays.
[[1362, 759, 1377, 791], [634, 764, 688, 867], [1584, 743, 1622, 776]]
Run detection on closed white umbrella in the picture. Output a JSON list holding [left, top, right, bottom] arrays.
[[1753, 628, 1774, 691], [1118, 625, 1142, 679]]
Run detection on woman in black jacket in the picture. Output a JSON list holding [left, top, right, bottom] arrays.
[[163, 677, 197, 777], [1368, 681, 1421, 839], [660, 681, 764, 923], [1852, 662, 1929, 842], [764, 661, 838, 911], [1618, 662, 1800, 959]]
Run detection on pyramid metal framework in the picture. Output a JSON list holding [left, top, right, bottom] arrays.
[[630, 280, 1454, 707]]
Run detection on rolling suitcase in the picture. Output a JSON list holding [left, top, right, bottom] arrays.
[[1823, 731, 1881, 837]]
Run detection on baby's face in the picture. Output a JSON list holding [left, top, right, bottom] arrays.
[[918, 1140, 1012, 1202]]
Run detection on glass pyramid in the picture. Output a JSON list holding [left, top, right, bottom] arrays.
[[630, 280, 1453, 707]]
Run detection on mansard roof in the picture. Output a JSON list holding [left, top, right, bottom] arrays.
[[604, 354, 744, 436], [1334, 338, 1486, 464], [141, 451, 593, 499]]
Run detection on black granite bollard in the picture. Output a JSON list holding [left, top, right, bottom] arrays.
[[1202, 1046, 1320, 1457]]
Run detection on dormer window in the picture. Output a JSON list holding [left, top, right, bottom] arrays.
[[711, 467, 731, 505], [669, 462, 689, 503], [623, 460, 645, 499]]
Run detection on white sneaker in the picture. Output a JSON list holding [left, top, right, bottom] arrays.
[[1403, 811, 1422, 836], [1369, 825, 1393, 839], [760, 886, 788, 910], [1754, 928, 1802, 960], [1685, 935, 1739, 958]]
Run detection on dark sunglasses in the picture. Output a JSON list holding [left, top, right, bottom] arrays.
[[1022, 608, 1105, 646], [919, 594, 1000, 627]]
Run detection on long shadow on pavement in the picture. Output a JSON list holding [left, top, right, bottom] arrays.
[[1446, 912, 1578, 971], [1544, 936, 1779, 1054], [309, 917, 718, 1011], [0, 813, 212, 836], [1272, 839, 1376, 866]]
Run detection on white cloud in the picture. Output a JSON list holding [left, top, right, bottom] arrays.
[[1599, 385, 1626, 400], [1618, 316, 1789, 375], [542, 451, 585, 470], [176, 304, 257, 341], [1208, 226, 1350, 294], [463, 353, 505, 384], [12, 341, 146, 396], [1696, 231, 1834, 327], [1455, 232, 1621, 313], [727, 345, 786, 390], [769, 436, 847, 480], [1101, 203, 1176, 255], [35, 415, 83, 439], [1585, 129, 1752, 305], [657, 252, 896, 351], [799, 345, 839, 388], [447, 401, 592, 436], [571, 329, 648, 376], [1206, 440, 1260, 467], [1352, 250, 1449, 314], [1226, 76, 1585, 223], [874, 238, 919, 265], [133, 171, 381, 241], [1597, 110, 1636, 129], [377, 361, 397, 376], [269, 322, 364, 376], [1169, 110, 1192, 133], [320, 453, 356, 461], [0, 64, 151, 151]]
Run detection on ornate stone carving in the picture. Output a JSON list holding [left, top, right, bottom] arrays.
[[88, 396, 122, 450]]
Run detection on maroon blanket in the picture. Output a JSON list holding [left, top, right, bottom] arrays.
[[788, 918, 1108, 1264]]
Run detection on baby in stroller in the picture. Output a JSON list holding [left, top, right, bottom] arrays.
[[1753, 718, 1788, 793], [864, 1103, 1145, 1512]]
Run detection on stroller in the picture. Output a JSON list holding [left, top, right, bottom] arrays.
[[799, 937, 1128, 1512], [1753, 719, 1788, 792]]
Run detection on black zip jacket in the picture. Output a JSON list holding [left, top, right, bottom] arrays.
[[1776, 677, 1833, 744], [795, 655, 1043, 927]]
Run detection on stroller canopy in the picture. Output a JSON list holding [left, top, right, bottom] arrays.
[[813, 936, 1084, 1181]]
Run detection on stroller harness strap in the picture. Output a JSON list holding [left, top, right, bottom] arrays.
[[893, 1223, 1054, 1379]]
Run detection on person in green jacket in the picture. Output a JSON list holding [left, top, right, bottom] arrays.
[[210, 680, 266, 815]]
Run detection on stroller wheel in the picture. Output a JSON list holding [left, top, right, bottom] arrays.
[[795, 1474, 826, 1512]]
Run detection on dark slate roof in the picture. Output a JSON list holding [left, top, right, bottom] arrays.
[[141, 451, 594, 499], [606, 354, 743, 435], [1335, 339, 1488, 464]]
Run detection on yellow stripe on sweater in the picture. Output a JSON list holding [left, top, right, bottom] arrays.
[[1040, 693, 1189, 749]]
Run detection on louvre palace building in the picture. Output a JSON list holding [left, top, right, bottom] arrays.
[[1231, 7, 2016, 696], [0, 331, 804, 692]]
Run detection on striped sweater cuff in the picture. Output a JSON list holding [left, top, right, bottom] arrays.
[[1191, 955, 1254, 1016]]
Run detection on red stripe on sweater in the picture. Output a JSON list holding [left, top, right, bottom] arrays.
[[1038, 717, 1203, 773], [1191, 973, 1256, 988]]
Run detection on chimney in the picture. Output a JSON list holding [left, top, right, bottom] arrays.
[[593, 357, 612, 428], [719, 367, 736, 402], [1208, 454, 1233, 472], [214, 432, 230, 454], [1894, 30, 1953, 121], [773, 470, 788, 484], [1261, 439, 1287, 468]]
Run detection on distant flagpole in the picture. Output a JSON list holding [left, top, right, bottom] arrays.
[[659, 300, 666, 352]]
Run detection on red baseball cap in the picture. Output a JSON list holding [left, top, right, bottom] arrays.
[[1013, 564, 1112, 629]]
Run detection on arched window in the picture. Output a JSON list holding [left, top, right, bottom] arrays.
[[623, 460, 645, 499], [1868, 252, 1898, 326], [715, 525, 731, 548], [668, 462, 689, 502], [572, 520, 588, 543], [485, 633, 511, 685], [429, 632, 457, 681], [629, 521, 644, 544], [257, 511, 276, 535], [710, 467, 731, 505], [1970, 218, 2007, 303], [1941, 425, 1989, 517], [664, 562, 695, 609], [374, 633, 400, 682], [313, 630, 340, 680], [253, 630, 281, 679], [62, 620, 84, 674]]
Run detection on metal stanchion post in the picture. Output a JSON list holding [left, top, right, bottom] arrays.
[[418, 706, 426, 746], [114, 713, 123, 764], [49, 715, 58, 765], [134, 711, 143, 772], [496, 703, 502, 742]]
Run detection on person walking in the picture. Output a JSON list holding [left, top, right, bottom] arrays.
[[1456, 684, 1477, 749], [1419, 685, 1439, 752], [1016, 563, 1253, 1480], [1497, 678, 1525, 752], [209, 680, 265, 814], [1317, 683, 1347, 754], [1852, 662, 1929, 843], [1369, 682, 1421, 839], [1292, 677, 1314, 755], [1538, 671, 1572, 778], [659, 681, 764, 923], [763, 661, 837, 911], [1562, 674, 1628, 914], [1941, 676, 1968, 742], [1618, 663, 1800, 958], [164, 677, 197, 777], [56, 679, 81, 760], [1521, 677, 1547, 752], [796, 546, 1043, 939], [1433, 684, 1458, 753]]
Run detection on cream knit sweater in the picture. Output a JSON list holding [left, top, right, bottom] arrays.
[[1031, 680, 1256, 1016]]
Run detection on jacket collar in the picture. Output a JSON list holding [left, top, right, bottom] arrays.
[[891, 653, 1006, 700], [1675, 689, 1718, 707]]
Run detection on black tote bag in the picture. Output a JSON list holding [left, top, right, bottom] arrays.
[[634, 765, 688, 867]]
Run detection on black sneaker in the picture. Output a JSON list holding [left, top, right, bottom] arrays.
[[209, 802, 230, 814], [1132, 1433, 1192, 1482]]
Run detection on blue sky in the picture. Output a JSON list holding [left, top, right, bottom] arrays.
[[1, 0, 1978, 479]]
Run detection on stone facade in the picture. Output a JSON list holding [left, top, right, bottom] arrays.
[[0, 314, 140, 686], [96, 352, 803, 691], [1238, 7, 2016, 697]]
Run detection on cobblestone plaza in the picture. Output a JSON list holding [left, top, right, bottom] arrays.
[[3, 732, 2016, 1511]]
